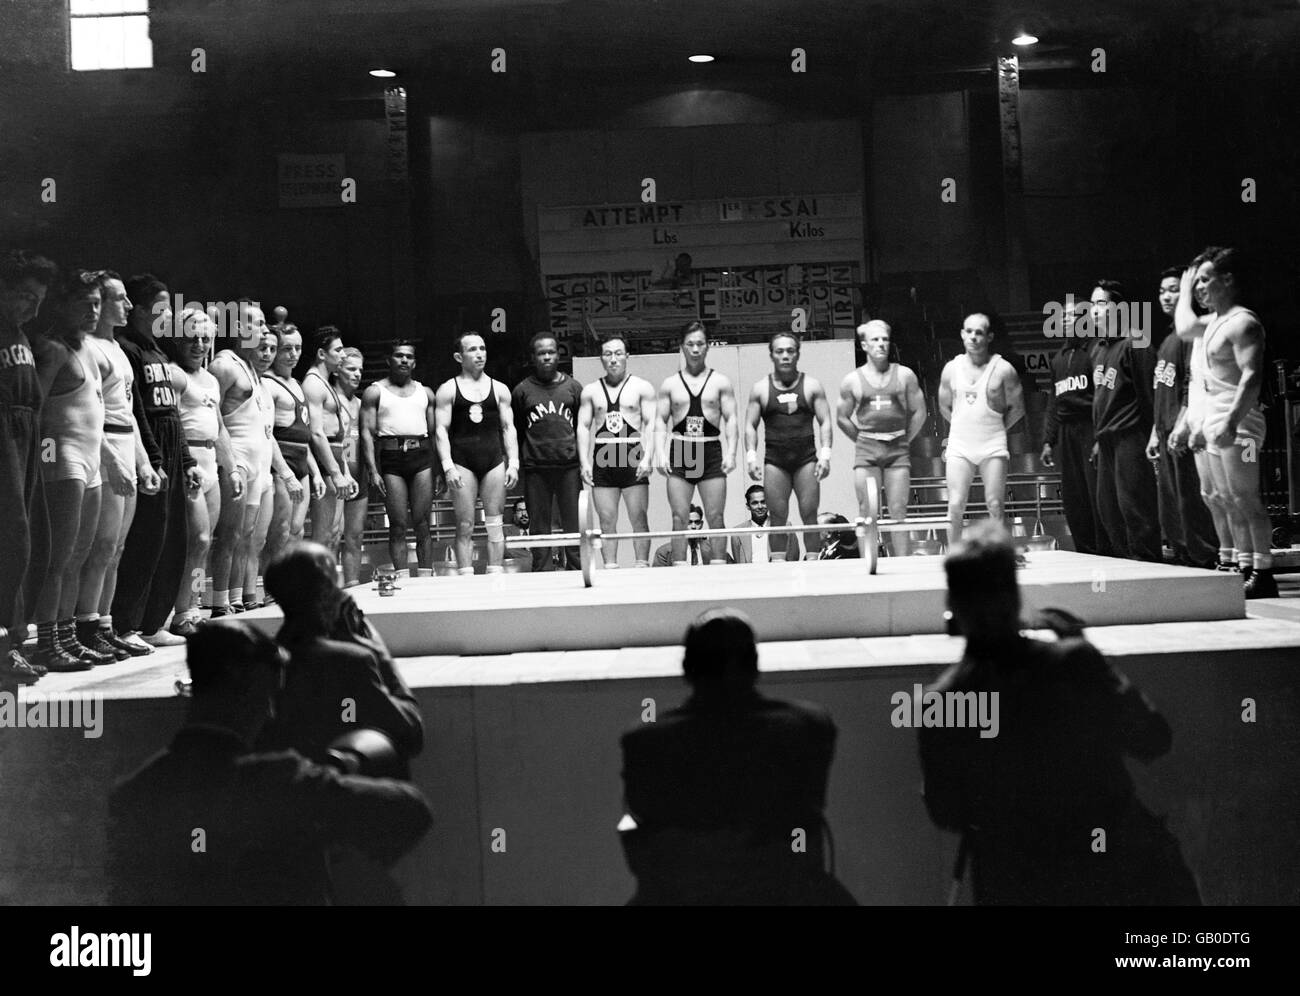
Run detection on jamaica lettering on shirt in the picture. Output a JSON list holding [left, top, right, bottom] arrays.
[[525, 398, 575, 428]]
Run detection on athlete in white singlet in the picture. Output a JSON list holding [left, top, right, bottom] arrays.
[[74, 273, 161, 659], [938, 313, 1025, 546], [1174, 247, 1275, 597]]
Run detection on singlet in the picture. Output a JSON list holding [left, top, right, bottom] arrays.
[[854, 364, 909, 438], [761, 372, 814, 446], [376, 380, 429, 437], [1186, 336, 1207, 427], [596, 378, 642, 443], [306, 368, 344, 443], [87, 336, 134, 429], [949, 356, 1006, 443], [175, 364, 221, 442], [41, 340, 104, 445], [219, 351, 273, 445], [265, 373, 313, 447], [450, 376, 502, 443], [671, 370, 720, 440], [1201, 307, 1261, 397], [340, 391, 361, 462]]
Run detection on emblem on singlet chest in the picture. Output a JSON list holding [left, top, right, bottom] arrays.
[[777, 391, 798, 414], [469, 403, 483, 424], [964, 389, 978, 405], [604, 410, 624, 434], [685, 415, 704, 436]]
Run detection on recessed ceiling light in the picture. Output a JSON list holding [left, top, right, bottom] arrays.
[[1012, 33, 1038, 46], [369, 68, 397, 78], [688, 55, 714, 63]]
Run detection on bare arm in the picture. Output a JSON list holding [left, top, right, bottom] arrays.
[[808, 376, 835, 452], [1226, 317, 1266, 428], [360, 385, 382, 480], [743, 380, 764, 456], [937, 363, 954, 426], [902, 368, 927, 443], [655, 380, 673, 470], [433, 381, 455, 469], [496, 381, 519, 489], [1174, 265, 1210, 340], [577, 385, 597, 481], [718, 378, 739, 472], [835, 373, 860, 442], [1000, 361, 1025, 431]]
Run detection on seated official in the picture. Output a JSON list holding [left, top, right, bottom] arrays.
[[816, 513, 860, 560], [728, 484, 800, 564], [106, 620, 432, 905], [651, 503, 716, 566], [259, 542, 423, 771], [619, 609, 856, 905], [918, 522, 1200, 905]]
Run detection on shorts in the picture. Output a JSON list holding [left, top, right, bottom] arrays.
[[1203, 407, 1266, 457], [188, 443, 220, 496], [378, 439, 433, 482], [229, 434, 273, 506], [946, 432, 1009, 468], [854, 433, 910, 470], [593, 439, 645, 489], [278, 440, 312, 481], [764, 436, 817, 475], [100, 425, 136, 490], [451, 437, 504, 481], [346, 457, 369, 503], [669, 438, 725, 483], [41, 429, 102, 486]]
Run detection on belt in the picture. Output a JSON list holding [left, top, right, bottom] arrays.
[[861, 430, 905, 442], [379, 436, 428, 452], [187, 439, 216, 448], [276, 439, 311, 450], [104, 423, 134, 434]]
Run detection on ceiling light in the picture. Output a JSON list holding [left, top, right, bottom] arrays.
[[688, 55, 714, 63], [369, 68, 397, 78], [1012, 33, 1038, 46]]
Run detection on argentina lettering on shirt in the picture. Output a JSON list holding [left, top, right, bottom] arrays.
[[49, 926, 152, 976], [526, 399, 574, 427], [1054, 374, 1089, 396], [0, 342, 35, 369]]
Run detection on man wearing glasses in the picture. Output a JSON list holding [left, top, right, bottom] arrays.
[[938, 313, 1025, 546], [578, 335, 656, 567]]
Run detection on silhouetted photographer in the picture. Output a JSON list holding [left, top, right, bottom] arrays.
[[918, 522, 1200, 905], [107, 620, 432, 905], [619, 609, 856, 905]]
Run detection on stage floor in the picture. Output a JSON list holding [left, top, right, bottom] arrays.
[[217, 550, 1244, 656]]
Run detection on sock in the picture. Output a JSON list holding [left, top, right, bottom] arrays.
[[1238, 552, 1252, 571], [229, 587, 243, 606], [485, 565, 504, 574], [212, 590, 230, 610], [457, 567, 474, 576], [1219, 548, 1235, 565], [604, 562, 620, 569], [633, 559, 650, 568], [1254, 553, 1273, 571], [77, 612, 99, 624], [98, 614, 113, 631]]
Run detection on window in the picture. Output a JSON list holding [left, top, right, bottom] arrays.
[[69, 0, 152, 71]]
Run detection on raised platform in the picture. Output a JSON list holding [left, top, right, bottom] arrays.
[[233, 550, 1246, 656]]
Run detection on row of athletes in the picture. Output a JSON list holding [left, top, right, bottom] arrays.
[[357, 316, 1022, 572]]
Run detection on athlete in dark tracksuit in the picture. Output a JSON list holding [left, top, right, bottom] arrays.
[[512, 372, 584, 572], [1042, 340, 1107, 556], [0, 319, 45, 682], [1093, 337, 1162, 562], [111, 321, 198, 638], [1150, 327, 1218, 569]]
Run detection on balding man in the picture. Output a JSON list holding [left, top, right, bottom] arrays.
[[938, 313, 1024, 546], [837, 320, 926, 556]]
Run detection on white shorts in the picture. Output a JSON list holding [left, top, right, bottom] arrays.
[[189, 444, 220, 497], [946, 434, 1009, 468], [1203, 407, 1266, 457]]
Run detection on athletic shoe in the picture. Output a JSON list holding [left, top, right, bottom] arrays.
[[1015, 552, 1029, 570], [1216, 562, 1240, 573], [141, 629, 187, 647], [110, 630, 155, 656], [240, 601, 263, 612], [58, 622, 115, 665], [207, 605, 233, 620], [169, 615, 201, 638], [31, 642, 95, 673], [77, 620, 130, 661], [15, 645, 47, 677], [1244, 569, 1279, 599], [228, 602, 246, 614], [3, 649, 43, 685]]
